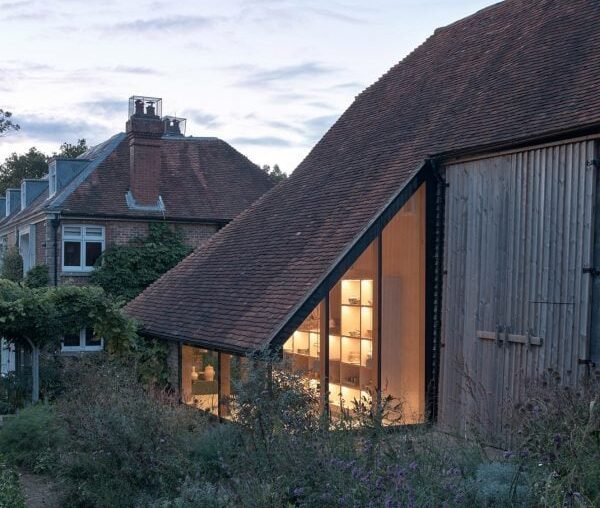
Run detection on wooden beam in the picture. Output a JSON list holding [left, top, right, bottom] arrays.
[[477, 330, 543, 347]]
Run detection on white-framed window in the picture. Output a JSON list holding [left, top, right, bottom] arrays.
[[62, 225, 105, 272], [49, 164, 57, 197], [61, 328, 103, 352]]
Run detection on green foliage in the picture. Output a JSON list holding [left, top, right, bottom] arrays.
[[173, 353, 487, 508], [0, 279, 136, 353], [90, 223, 192, 302], [261, 163, 287, 183], [0, 139, 87, 195], [127, 336, 171, 388], [1, 247, 23, 282], [0, 279, 60, 349], [0, 454, 25, 508], [0, 147, 48, 195], [0, 405, 66, 473], [54, 139, 87, 159], [512, 371, 600, 507], [55, 357, 209, 507], [0, 373, 31, 413], [23, 264, 49, 288], [467, 462, 531, 506], [0, 109, 19, 137]]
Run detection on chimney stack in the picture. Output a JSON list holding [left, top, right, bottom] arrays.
[[126, 96, 164, 209]]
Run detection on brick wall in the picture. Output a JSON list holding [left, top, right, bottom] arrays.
[[34, 220, 46, 267], [56, 219, 218, 285]]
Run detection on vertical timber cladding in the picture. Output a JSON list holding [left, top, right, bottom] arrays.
[[439, 139, 597, 438]]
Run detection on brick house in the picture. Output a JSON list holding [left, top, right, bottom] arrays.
[[0, 96, 274, 366]]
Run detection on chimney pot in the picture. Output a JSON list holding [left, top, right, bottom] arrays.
[[134, 99, 144, 116]]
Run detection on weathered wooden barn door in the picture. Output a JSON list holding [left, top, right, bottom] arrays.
[[439, 140, 597, 440]]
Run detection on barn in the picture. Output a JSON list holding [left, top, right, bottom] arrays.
[[126, 0, 600, 437]]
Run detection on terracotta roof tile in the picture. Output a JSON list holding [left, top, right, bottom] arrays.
[[60, 136, 274, 221], [126, 0, 600, 352], [0, 135, 274, 231]]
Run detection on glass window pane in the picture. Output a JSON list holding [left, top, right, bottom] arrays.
[[85, 328, 102, 347], [219, 354, 250, 419], [283, 303, 321, 396], [85, 227, 103, 237], [85, 242, 102, 267], [182, 346, 219, 415], [381, 184, 426, 424], [329, 242, 377, 412], [64, 241, 81, 267], [63, 226, 82, 237], [63, 332, 81, 348]]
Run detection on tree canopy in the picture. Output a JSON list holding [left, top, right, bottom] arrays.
[[0, 139, 88, 195], [261, 164, 287, 183], [0, 280, 136, 352], [0, 109, 19, 136]]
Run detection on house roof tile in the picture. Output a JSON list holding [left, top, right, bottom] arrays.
[[125, 0, 600, 352], [0, 133, 274, 231]]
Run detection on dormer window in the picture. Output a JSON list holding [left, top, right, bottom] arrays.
[[62, 225, 105, 272], [20, 181, 26, 211], [49, 164, 57, 197]]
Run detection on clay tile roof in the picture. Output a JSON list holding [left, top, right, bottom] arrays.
[[58, 136, 274, 221], [125, 0, 600, 353]]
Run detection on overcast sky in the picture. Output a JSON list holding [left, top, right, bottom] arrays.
[[0, 0, 497, 173]]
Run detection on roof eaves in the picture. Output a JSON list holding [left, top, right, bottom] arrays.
[[265, 159, 433, 352], [46, 132, 126, 211]]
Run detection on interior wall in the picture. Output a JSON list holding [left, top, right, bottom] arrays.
[[381, 185, 426, 423]]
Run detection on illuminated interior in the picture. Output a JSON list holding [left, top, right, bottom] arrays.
[[181, 345, 219, 415], [283, 184, 426, 424], [180, 185, 426, 424]]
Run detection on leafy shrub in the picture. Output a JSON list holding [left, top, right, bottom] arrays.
[[171, 352, 488, 508], [512, 370, 600, 507], [0, 372, 30, 413], [23, 264, 49, 288], [0, 454, 25, 508], [1, 247, 23, 282], [55, 356, 209, 507], [467, 462, 531, 506], [0, 404, 66, 473], [90, 223, 192, 302]]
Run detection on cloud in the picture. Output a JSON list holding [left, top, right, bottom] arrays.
[[305, 6, 365, 24], [235, 62, 338, 88], [183, 109, 221, 128], [0, 0, 32, 8], [303, 114, 339, 142], [329, 81, 364, 91], [110, 15, 216, 33], [264, 120, 304, 135], [230, 136, 293, 147], [13, 114, 111, 143], [79, 98, 127, 117], [111, 65, 161, 75]]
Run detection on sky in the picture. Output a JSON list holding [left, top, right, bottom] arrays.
[[0, 0, 498, 174]]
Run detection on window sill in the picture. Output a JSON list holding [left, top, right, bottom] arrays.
[[60, 348, 104, 355], [60, 271, 93, 277]]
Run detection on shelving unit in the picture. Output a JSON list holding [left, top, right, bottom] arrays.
[[283, 307, 320, 388], [329, 278, 375, 408]]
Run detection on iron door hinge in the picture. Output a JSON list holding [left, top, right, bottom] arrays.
[[586, 159, 600, 168], [583, 266, 600, 277]]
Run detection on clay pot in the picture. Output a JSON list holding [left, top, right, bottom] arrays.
[[204, 364, 215, 381]]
